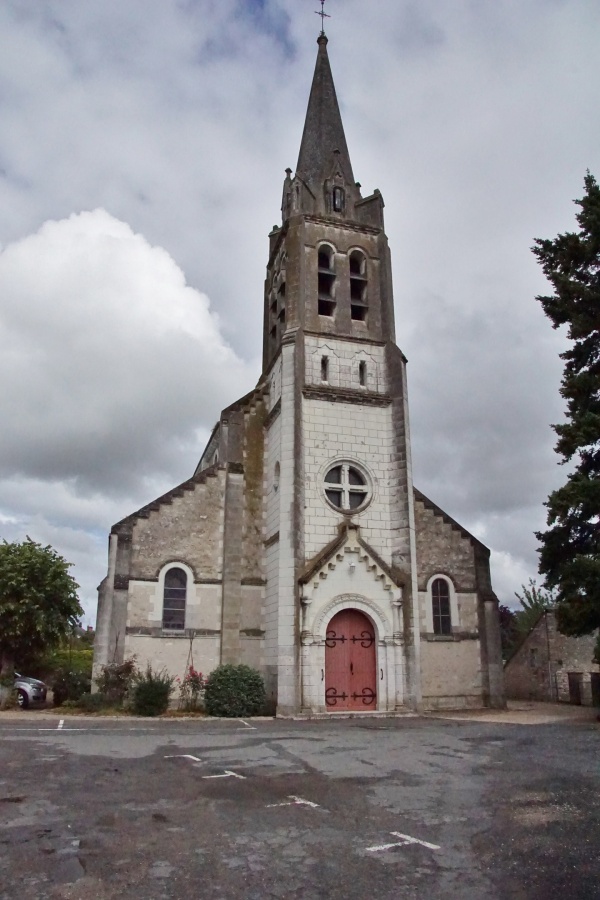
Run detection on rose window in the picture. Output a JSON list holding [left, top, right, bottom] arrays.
[[324, 463, 370, 512]]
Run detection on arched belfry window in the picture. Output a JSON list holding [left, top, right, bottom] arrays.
[[317, 244, 336, 317], [349, 250, 368, 321], [432, 578, 451, 635], [162, 567, 187, 631]]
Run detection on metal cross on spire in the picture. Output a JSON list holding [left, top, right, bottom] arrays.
[[315, 0, 330, 35]]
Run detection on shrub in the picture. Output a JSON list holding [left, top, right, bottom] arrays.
[[52, 669, 91, 706], [47, 648, 93, 677], [0, 685, 18, 710], [77, 692, 109, 713], [131, 665, 174, 717], [204, 664, 266, 718], [94, 657, 137, 705]]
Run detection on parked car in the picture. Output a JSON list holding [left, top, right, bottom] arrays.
[[14, 673, 47, 709]]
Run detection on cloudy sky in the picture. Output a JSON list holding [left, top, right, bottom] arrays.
[[1, 0, 598, 623]]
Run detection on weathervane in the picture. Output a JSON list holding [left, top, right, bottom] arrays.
[[315, 0, 330, 35]]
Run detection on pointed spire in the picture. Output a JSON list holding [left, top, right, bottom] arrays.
[[295, 35, 355, 196]]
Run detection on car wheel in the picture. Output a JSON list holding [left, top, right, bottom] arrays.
[[17, 689, 29, 709]]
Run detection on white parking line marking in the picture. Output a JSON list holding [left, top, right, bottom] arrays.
[[164, 754, 202, 762], [365, 832, 440, 853], [58, 720, 64, 729], [238, 719, 256, 730], [266, 795, 321, 809], [202, 770, 246, 780]]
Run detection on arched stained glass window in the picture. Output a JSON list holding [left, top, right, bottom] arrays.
[[163, 567, 187, 631], [432, 578, 451, 635]]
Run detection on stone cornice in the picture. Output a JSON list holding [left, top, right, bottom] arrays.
[[303, 330, 386, 347], [303, 214, 381, 236], [303, 384, 391, 407]]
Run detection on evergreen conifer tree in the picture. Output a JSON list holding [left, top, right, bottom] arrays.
[[532, 172, 600, 662]]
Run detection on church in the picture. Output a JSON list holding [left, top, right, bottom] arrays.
[[93, 32, 505, 714]]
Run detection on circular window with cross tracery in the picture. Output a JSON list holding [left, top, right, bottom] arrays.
[[324, 462, 371, 512]]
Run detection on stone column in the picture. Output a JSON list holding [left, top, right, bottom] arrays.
[[484, 598, 506, 709]]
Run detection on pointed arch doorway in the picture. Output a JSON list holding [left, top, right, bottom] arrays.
[[325, 609, 377, 710]]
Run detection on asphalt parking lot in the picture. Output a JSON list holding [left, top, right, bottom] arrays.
[[0, 710, 598, 899]]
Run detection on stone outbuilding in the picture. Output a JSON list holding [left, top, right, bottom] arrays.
[[93, 31, 505, 715], [504, 610, 600, 706]]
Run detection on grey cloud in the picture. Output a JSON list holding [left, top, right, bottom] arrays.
[[0, 210, 252, 496]]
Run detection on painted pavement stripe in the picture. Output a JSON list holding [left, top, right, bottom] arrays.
[[202, 770, 246, 780], [366, 832, 441, 852], [164, 754, 202, 762], [266, 795, 321, 809]]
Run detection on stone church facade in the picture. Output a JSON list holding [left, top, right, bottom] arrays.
[[94, 34, 504, 714]]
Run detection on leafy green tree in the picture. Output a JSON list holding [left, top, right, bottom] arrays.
[[532, 172, 600, 664], [498, 604, 519, 658], [513, 579, 555, 635], [0, 538, 82, 679]]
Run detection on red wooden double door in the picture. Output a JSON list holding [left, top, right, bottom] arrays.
[[325, 609, 377, 710]]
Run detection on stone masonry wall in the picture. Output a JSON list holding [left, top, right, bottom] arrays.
[[128, 469, 225, 582], [302, 394, 397, 564], [241, 398, 267, 584], [304, 335, 388, 394], [413, 496, 476, 595], [413, 492, 488, 707]]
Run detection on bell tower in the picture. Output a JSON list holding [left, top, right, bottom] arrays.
[[263, 34, 397, 372], [260, 33, 421, 715]]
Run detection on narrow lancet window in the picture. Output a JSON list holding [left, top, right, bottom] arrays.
[[321, 356, 329, 382], [359, 361, 366, 387], [333, 186, 344, 213]]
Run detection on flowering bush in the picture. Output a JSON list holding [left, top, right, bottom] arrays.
[[177, 665, 205, 711]]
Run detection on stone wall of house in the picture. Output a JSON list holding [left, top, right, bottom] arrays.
[[504, 611, 599, 705]]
